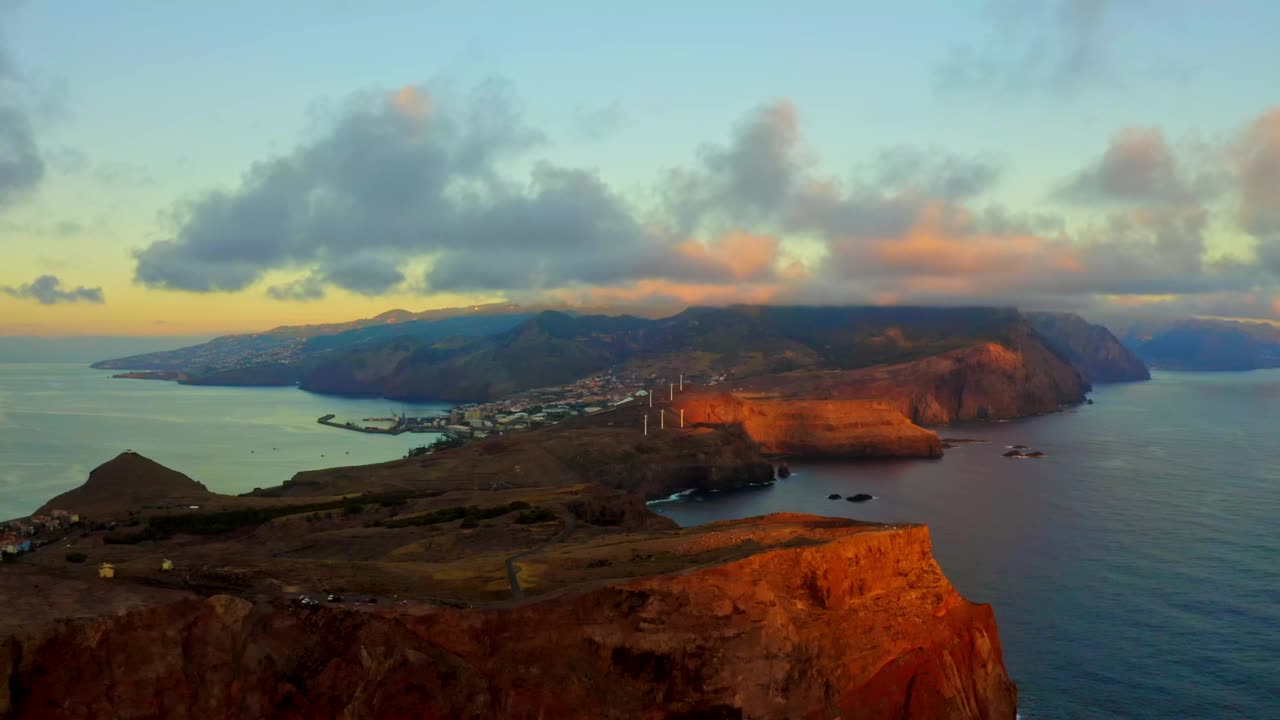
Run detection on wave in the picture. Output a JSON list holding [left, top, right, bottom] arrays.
[[645, 488, 698, 504]]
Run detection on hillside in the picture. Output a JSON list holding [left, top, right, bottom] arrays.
[[36, 451, 215, 517], [1112, 316, 1280, 371], [1026, 312, 1150, 382], [90, 303, 534, 376], [301, 305, 1032, 402], [735, 321, 1089, 424]]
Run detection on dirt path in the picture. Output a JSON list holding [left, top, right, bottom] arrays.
[[505, 514, 576, 600]]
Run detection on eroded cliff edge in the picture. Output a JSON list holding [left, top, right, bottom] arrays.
[[3, 413, 1016, 719], [737, 323, 1089, 425], [0, 516, 1015, 720], [673, 392, 944, 458]]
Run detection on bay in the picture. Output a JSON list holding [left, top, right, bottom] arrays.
[[652, 371, 1280, 719], [0, 363, 448, 518]]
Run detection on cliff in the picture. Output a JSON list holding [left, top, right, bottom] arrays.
[[672, 392, 943, 458], [738, 324, 1089, 424], [0, 516, 1015, 720], [1025, 312, 1150, 382]]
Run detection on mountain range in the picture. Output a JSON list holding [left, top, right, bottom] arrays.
[[90, 304, 1156, 409]]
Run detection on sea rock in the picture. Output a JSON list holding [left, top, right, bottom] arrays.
[[1025, 451, 1046, 458], [777, 463, 791, 479], [672, 393, 943, 458], [1002, 450, 1024, 458], [848, 493, 874, 503], [828, 493, 842, 500], [0, 519, 1017, 720]]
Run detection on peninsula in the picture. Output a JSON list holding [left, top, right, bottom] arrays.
[[0, 405, 1017, 719]]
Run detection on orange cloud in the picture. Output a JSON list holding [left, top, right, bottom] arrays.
[[675, 231, 781, 281], [842, 200, 1083, 289], [391, 86, 432, 121], [547, 278, 785, 308]]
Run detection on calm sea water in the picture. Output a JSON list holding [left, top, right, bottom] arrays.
[[2, 364, 1277, 717], [0, 364, 448, 518], [653, 371, 1280, 719]]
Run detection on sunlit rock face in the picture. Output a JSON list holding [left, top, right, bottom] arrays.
[[0, 516, 1015, 720], [673, 391, 944, 458]]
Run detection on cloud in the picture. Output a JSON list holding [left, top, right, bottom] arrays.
[[1, 275, 104, 304], [132, 79, 1280, 320], [136, 86, 792, 299], [135, 79, 545, 294], [573, 100, 625, 141], [935, 0, 1117, 97], [1237, 108, 1280, 274], [1056, 127, 1188, 204], [0, 3, 43, 207], [266, 275, 325, 302], [870, 147, 1001, 200]]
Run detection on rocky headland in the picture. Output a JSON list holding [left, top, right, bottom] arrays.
[[672, 391, 943, 458], [735, 323, 1090, 425], [1, 409, 1017, 719]]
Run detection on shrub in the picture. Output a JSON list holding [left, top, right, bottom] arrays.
[[382, 501, 535, 529], [513, 507, 557, 525], [343, 503, 363, 515], [459, 517, 479, 529], [65, 551, 88, 563]]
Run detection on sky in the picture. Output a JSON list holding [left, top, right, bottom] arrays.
[[2, 0, 1280, 336]]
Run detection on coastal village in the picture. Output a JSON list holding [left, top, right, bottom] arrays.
[[320, 370, 731, 440], [1, 509, 78, 558]]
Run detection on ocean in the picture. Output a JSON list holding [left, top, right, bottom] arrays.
[[653, 371, 1280, 719], [0, 363, 448, 518], [1, 363, 1277, 717]]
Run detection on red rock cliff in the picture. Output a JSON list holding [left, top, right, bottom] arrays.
[[740, 325, 1089, 425], [673, 392, 943, 458], [0, 518, 1015, 720]]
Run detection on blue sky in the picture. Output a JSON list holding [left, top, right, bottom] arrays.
[[3, 1, 1280, 334]]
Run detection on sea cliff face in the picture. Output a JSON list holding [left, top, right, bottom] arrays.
[[673, 392, 943, 458], [0, 518, 1015, 720], [1025, 312, 1150, 383], [740, 325, 1089, 425]]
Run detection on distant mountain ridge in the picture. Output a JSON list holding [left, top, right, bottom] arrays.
[[90, 303, 535, 376], [298, 305, 1061, 403], [1111, 316, 1280, 371], [91, 304, 1156, 417]]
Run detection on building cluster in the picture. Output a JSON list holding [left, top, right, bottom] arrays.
[[437, 373, 660, 438], [2, 509, 79, 556]]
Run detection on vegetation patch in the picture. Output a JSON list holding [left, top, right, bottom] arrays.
[[513, 507, 558, 524], [405, 435, 466, 458], [110, 490, 444, 542], [382, 501, 538, 529]]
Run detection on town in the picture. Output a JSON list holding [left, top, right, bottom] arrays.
[[317, 370, 732, 440], [1, 509, 79, 559]]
